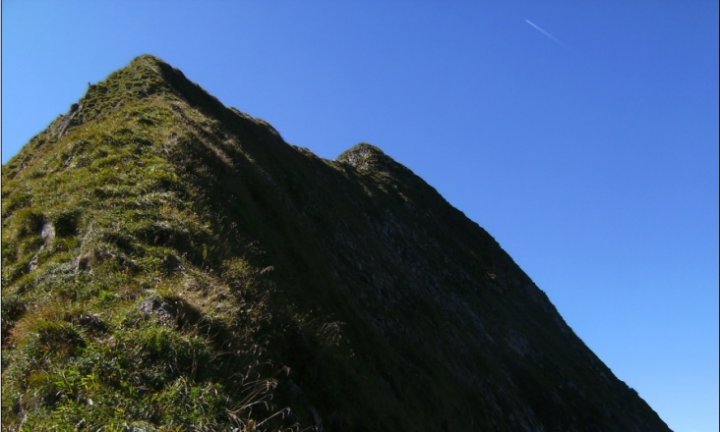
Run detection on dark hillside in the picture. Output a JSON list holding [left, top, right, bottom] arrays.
[[1, 55, 671, 431]]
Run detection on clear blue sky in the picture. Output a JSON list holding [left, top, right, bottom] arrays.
[[3, 2, 718, 430]]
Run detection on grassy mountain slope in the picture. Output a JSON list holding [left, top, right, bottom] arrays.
[[1, 55, 671, 431]]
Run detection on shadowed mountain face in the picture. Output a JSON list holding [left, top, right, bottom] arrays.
[[1, 55, 670, 431]]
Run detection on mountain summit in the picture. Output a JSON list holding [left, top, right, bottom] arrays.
[[1, 55, 671, 431]]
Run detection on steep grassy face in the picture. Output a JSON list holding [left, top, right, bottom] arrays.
[[2, 55, 671, 432], [1, 56, 303, 431]]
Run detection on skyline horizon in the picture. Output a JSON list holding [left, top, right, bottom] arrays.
[[3, 2, 718, 431]]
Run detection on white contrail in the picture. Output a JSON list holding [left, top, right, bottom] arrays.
[[524, 18, 565, 47]]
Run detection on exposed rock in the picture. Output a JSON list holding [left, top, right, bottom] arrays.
[[40, 222, 55, 246], [77, 314, 108, 333]]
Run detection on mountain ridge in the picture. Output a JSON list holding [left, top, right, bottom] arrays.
[[1, 55, 671, 431]]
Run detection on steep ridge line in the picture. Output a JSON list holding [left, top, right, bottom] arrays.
[[1, 55, 671, 431]]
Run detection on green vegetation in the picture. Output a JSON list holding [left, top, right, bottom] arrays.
[[1, 56, 302, 431], [1, 55, 670, 431]]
